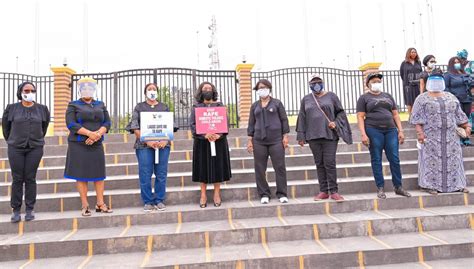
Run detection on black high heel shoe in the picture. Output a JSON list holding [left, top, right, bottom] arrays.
[[200, 198, 207, 208], [213, 197, 222, 207]]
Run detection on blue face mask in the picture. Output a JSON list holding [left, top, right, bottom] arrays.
[[310, 83, 324, 93], [454, 63, 462, 70]]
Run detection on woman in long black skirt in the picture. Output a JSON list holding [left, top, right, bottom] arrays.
[[190, 82, 232, 208]]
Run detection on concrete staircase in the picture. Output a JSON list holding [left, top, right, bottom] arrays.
[[0, 123, 473, 268]]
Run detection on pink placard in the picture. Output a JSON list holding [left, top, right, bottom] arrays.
[[195, 107, 229, 134]]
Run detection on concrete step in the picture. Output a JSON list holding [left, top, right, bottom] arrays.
[[0, 185, 471, 234], [0, 209, 471, 266], [1, 154, 473, 185], [0, 170, 473, 213]]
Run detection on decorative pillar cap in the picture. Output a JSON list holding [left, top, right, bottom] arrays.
[[50, 66, 76, 75], [235, 63, 254, 72], [358, 62, 382, 72]]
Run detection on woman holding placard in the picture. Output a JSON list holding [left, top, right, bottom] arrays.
[[128, 83, 171, 212], [190, 82, 232, 208]]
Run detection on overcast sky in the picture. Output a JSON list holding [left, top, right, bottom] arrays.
[[0, 0, 473, 75]]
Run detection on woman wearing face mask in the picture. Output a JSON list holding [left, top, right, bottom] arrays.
[[356, 73, 411, 199], [411, 73, 470, 194], [127, 83, 171, 212], [444, 56, 474, 146], [456, 49, 473, 75], [2, 82, 50, 223], [400, 48, 423, 114], [247, 79, 290, 204], [419, 55, 441, 93], [296, 74, 352, 202], [64, 77, 112, 216], [190, 82, 231, 208]]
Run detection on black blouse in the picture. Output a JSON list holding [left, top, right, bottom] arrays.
[[65, 99, 111, 143], [2, 102, 50, 148], [247, 98, 290, 145]]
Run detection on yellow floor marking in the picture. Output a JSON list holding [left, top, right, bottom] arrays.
[[325, 202, 342, 222], [351, 154, 356, 164], [382, 166, 388, 177], [291, 186, 302, 203], [171, 141, 174, 151], [373, 199, 393, 218], [367, 220, 392, 249], [60, 218, 78, 241], [7, 185, 11, 197], [174, 265, 180, 269], [60, 198, 64, 213], [39, 159, 44, 168], [19, 243, 35, 269], [119, 216, 131, 237], [241, 159, 245, 169], [260, 228, 273, 257], [114, 154, 118, 164], [4, 172, 8, 182], [228, 208, 236, 230], [125, 165, 129, 175], [175, 212, 182, 233], [464, 193, 469, 206], [2, 160, 6, 169], [357, 143, 362, 152], [277, 206, 288, 225], [108, 195, 113, 209], [46, 170, 50, 180], [304, 170, 309, 181], [180, 176, 185, 191], [58, 136, 63, 145], [186, 151, 191, 161], [123, 133, 128, 143], [235, 137, 240, 148], [418, 196, 439, 214], [290, 147, 295, 156], [140, 235, 153, 267], [470, 214, 474, 230], [416, 217, 448, 244], [187, 130, 192, 140], [54, 183, 58, 194], [236, 260, 244, 269], [418, 247, 432, 269], [345, 168, 349, 178], [358, 251, 365, 269], [312, 224, 331, 253], [299, 255, 304, 269], [77, 240, 93, 269], [205, 231, 212, 262], [103, 143, 107, 154], [247, 188, 255, 207]]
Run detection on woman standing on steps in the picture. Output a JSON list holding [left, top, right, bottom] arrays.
[[127, 83, 172, 212], [296, 74, 352, 202], [411, 73, 470, 194], [399, 48, 422, 114], [2, 82, 50, 223], [356, 73, 411, 199], [190, 82, 232, 208], [64, 77, 113, 216], [247, 79, 290, 204]]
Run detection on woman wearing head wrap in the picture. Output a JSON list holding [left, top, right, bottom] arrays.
[[411, 73, 470, 194], [64, 77, 112, 216], [127, 83, 172, 212], [2, 82, 50, 222]]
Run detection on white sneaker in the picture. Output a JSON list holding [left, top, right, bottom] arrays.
[[279, 197, 289, 203], [260, 197, 270, 204]]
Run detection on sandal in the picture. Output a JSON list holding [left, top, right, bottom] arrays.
[[200, 198, 207, 208], [428, 189, 438, 195], [81, 206, 91, 217], [213, 196, 222, 207], [462, 188, 470, 193], [95, 203, 113, 213]]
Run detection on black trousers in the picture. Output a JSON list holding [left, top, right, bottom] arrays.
[[8, 146, 44, 212], [253, 142, 287, 198], [308, 139, 339, 193]]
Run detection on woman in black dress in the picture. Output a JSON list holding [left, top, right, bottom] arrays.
[[190, 82, 231, 208], [64, 77, 113, 216], [2, 82, 50, 222], [399, 48, 422, 114]]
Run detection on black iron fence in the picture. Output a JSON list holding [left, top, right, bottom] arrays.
[[252, 65, 448, 115], [71, 68, 238, 132], [0, 73, 54, 119]]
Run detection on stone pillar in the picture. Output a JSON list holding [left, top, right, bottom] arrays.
[[236, 63, 255, 128], [51, 67, 76, 135], [359, 62, 382, 91]]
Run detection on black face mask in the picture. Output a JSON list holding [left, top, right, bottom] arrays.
[[202, 91, 213, 101]]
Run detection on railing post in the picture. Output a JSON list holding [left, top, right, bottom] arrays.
[[51, 66, 76, 135], [359, 62, 382, 92], [235, 63, 254, 128], [112, 72, 119, 132]]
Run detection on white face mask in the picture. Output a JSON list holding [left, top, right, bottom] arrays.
[[257, 88, 270, 98], [146, 90, 158, 100], [428, 62, 436, 69], [370, 83, 383, 92], [22, 92, 36, 102]]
